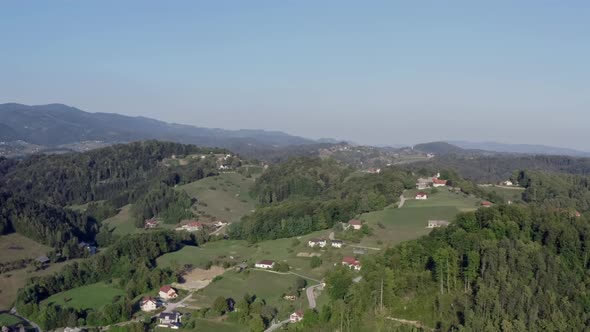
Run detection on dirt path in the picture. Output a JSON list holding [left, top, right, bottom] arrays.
[[398, 192, 406, 208], [351, 245, 381, 251]]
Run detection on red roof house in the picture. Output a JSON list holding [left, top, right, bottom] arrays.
[[432, 178, 447, 187], [348, 219, 362, 230], [159, 285, 178, 299], [481, 201, 493, 207], [415, 192, 428, 200], [342, 256, 362, 270]]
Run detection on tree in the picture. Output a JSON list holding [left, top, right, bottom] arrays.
[[310, 256, 322, 268], [326, 267, 352, 300], [248, 315, 265, 332], [213, 296, 229, 315]]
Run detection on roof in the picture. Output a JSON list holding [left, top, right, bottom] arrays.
[[292, 310, 304, 318], [348, 219, 362, 225], [481, 201, 493, 206], [309, 238, 326, 242], [160, 285, 174, 293], [416, 192, 428, 196], [257, 260, 275, 265], [331, 239, 342, 243], [185, 221, 203, 227], [142, 296, 156, 304], [159, 311, 181, 319], [433, 178, 447, 185], [36, 255, 50, 263], [342, 256, 360, 265]]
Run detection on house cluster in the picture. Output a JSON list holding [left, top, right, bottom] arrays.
[[342, 256, 362, 270], [308, 238, 343, 248], [416, 172, 447, 190], [255, 260, 275, 269], [427, 220, 450, 228]]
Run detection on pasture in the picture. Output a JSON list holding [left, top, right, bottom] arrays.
[[41, 282, 124, 310], [102, 204, 137, 236], [0, 233, 51, 263], [178, 172, 257, 223], [0, 313, 25, 327], [403, 188, 480, 211], [479, 185, 525, 203]]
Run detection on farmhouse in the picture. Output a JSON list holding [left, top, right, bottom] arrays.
[[175, 221, 203, 232], [290, 310, 304, 323], [481, 201, 493, 207], [144, 218, 158, 229], [308, 238, 327, 248], [140, 296, 158, 311], [342, 256, 362, 270], [427, 220, 450, 228], [159, 285, 178, 299], [158, 311, 182, 329], [35, 255, 50, 265], [415, 192, 428, 200], [501, 180, 514, 186], [416, 177, 432, 190], [255, 260, 275, 269], [348, 219, 362, 230], [432, 178, 447, 187], [331, 240, 343, 248], [283, 293, 297, 301]]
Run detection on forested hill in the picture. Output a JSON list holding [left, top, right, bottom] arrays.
[[229, 158, 415, 242]]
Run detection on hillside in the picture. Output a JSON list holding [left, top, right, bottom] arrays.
[[0, 103, 316, 158]]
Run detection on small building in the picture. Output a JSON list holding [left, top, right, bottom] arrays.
[[255, 260, 275, 269], [367, 168, 381, 174], [415, 192, 428, 200], [342, 256, 362, 271], [290, 310, 304, 323], [432, 178, 447, 187], [283, 293, 297, 301], [348, 219, 362, 230], [574, 211, 582, 218], [481, 201, 493, 207], [427, 220, 450, 228], [308, 238, 327, 248], [235, 262, 249, 271], [331, 240, 343, 248], [144, 218, 159, 229], [158, 311, 182, 329], [175, 221, 203, 232], [140, 296, 158, 311], [35, 255, 50, 265], [159, 285, 178, 299], [213, 220, 228, 228]]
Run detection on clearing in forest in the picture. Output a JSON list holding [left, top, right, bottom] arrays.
[[0, 233, 51, 263], [41, 281, 124, 310]]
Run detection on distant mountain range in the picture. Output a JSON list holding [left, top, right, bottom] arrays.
[[0, 103, 317, 157], [448, 141, 590, 157]]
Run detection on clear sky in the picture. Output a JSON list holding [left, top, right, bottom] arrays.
[[1, 1, 589, 149]]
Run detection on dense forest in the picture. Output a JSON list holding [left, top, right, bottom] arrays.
[[229, 158, 415, 242], [16, 231, 193, 330]]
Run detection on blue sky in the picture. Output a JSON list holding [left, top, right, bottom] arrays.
[[1, 1, 589, 148]]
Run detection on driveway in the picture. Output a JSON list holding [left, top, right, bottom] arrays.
[[398, 193, 406, 208], [163, 293, 193, 312], [306, 283, 324, 309]]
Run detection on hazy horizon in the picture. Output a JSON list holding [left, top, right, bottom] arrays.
[[1, 2, 589, 150]]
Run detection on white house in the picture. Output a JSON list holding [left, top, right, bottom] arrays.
[[432, 178, 447, 187], [348, 219, 362, 230], [255, 260, 275, 269], [342, 256, 362, 271], [331, 240, 343, 248], [290, 310, 304, 323], [427, 220, 450, 228], [308, 238, 327, 248], [415, 192, 428, 200], [501, 180, 514, 186], [175, 221, 203, 232], [159, 285, 178, 299], [158, 311, 182, 329], [140, 296, 158, 312]]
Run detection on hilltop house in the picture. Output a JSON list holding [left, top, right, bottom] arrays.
[[415, 192, 428, 200], [159, 285, 178, 299], [175, 221, 203, 232], [158, 311, 182, 329], [342, 256, 362, 271], [290, 310, 304, 323], [255, 260, 275, 269], [140, 296, 158, 311], [308, 238, 327, 248], [427, 220, 450, 228], [481, 201, 493, 207], [432, 178, 447, 187], [331, 240, 343, 248], [348, 219, 362, 230]]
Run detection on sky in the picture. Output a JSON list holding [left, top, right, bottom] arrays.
[[1, 1, 589, 149]]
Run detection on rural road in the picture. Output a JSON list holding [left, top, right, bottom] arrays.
[[210, 224, 226, 235], [264, 318, 290, 332], [398, 193, 406, 208], [10, 308, 41, 332], [163, 293, 193, 312], [351, 245, 381, 251], [306, 283, 324, 309], [328, 231, 335, 240]]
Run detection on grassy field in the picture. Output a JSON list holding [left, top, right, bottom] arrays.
[[102, 204, 137, 236], [192, 269, 307, 317], [178, 173, 257, 223], [0, 233, 51, 263], [403, 188, 480, 211], [0, 313, 25, 327], [41, 282, 124, 310], [157, 318, 243, 332], [479, 185, 525, 203]]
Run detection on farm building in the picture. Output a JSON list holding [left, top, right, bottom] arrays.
[[144, 218, 158, 229], [427, 220, 450, 228], [158, 311, 182, 329], [308, 238, 327, 248], [500, 180, 514, 186], [175, 221, 203, 232], [348, 219, 362, 230], [255, 260, 275, 269], [432, 178, 447, 187], [331, 240, 343, 248], [159, 285, 178, 299], [140, 296, 158, 311], [415, 192, 428, 200], [342, 256, 362, 270], [36, 255, 50, 265], [290, 310, 304, 323]]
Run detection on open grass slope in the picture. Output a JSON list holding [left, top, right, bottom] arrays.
[[403, 188, 481, 211], [479, 185, 525, 203], [0, 313, 25, 327], [41, 281, 124, 310], [0, 233, 52, 263], [178, 172, 257, 223], [102, 204, 137, 236]]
